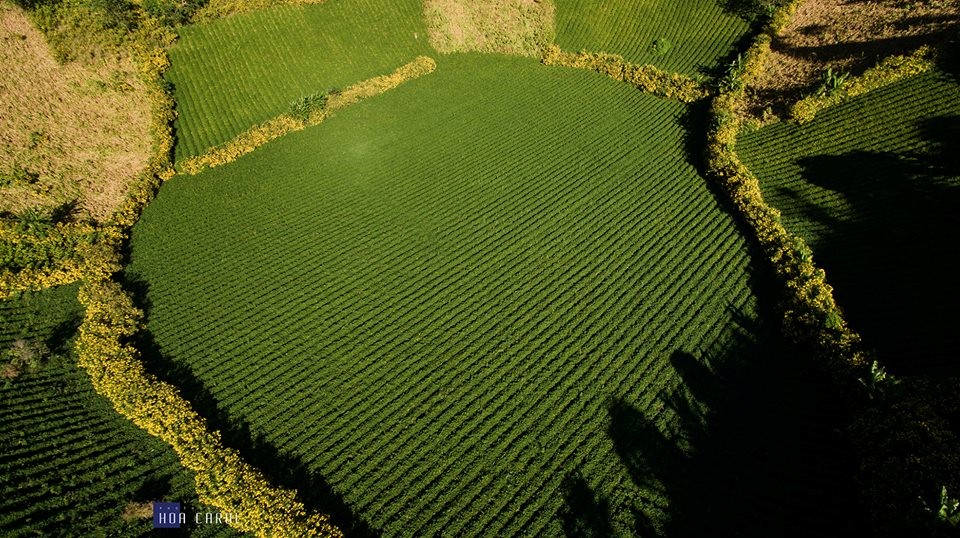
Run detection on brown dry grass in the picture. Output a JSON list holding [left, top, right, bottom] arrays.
[[121, 501, 154, 521], [424, 0, 555, 57], [0, 1, 151, 222], [749, 0, 960, 116]]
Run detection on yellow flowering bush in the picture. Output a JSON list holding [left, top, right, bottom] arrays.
[[790, 47, 935, 124], [181, 56, 437, 176], [541, 45, 707, 103], [76, 272, 343, 537]]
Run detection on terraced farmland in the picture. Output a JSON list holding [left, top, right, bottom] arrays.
[[168, 0, 430, 160], [553, 0, 750, 76], [737, 69, 960, 375], [128, 54, 858, 536], [0, 286, 243, 537]]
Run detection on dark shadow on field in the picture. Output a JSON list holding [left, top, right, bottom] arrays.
[[123, 274, 380, 537], [560, 302, 867, 537], [787, 115, 960, 375]]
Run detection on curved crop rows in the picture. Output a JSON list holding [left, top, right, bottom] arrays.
[[553, 0, 749, 76], [168, 0, 430, 161], [129, 54, 857, 536], [0, 286, 243, 537], [737, 69, 960, 375]]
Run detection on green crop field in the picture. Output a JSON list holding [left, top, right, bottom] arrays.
[[553, 0, 750, 76], [0, 286, 244, 537], [127, 53, 858, 536], [168, 0, 430, 161], [737, 69, 960, 376], [10, 0, 960, 534]]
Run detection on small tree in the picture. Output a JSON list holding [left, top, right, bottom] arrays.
[[2, 338, 50, 380]]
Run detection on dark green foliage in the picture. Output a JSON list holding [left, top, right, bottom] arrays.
[[140, 0, 208, 26], [0, 164, 40, 188], [718, 53, 746, 92], [816, 67, 850, 97], [287, 92, 327, 122], [719, 0, 786, 23]]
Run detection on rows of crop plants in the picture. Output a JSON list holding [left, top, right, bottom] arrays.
[[552, 0, 750, 77], [167, 0, 431, 161], [127, 53, 861, 535], [737, 69, 960, 376], [0, 285, 245, 537]]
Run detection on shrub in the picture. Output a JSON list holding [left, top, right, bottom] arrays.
[[816, 67, 850, 96], [288, 92, 328, 122], [2, 338, 51, 380], [540, 45, 708, 103]]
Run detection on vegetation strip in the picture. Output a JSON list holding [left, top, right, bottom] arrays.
[[2, 4, 345, 535], [1, 222, 96, 297], [179, 56, 437, 176], [705, 0, 959, 532], [789, 47, 936, 124], [541, 45, 708, 102], [704, 1, 869, 382]]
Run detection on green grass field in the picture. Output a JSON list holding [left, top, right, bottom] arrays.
[[553, 0, 750, 76], [128, 54, 859, 536], [167, 0, 431, 161], [0, 286, 244, 537], [737, 69, 960, 376]]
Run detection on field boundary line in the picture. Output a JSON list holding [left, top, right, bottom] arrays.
[[179, 56, 438, 176], [1, 7, 347, 536], [540, 44, 708, 103], [705, 0, 959, 531], [789, 46, 936, 124]]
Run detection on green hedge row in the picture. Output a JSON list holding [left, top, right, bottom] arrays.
[[704, 2, 960, 533], [7, 4, 345, 535], [541, 44, 708, 103]]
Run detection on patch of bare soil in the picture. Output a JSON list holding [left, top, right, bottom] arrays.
[[424, 0, 555, 57], [748, 0, 960, 117], [0, 1, 151, 222]]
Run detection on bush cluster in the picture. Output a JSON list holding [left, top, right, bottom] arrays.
[[790, 47, 935, 124], [541, 45, 707, 103], [181, 56, 437, 176], [705, 1, 960, 532], [0, 221, 98, 297]]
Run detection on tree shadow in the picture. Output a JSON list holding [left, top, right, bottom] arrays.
[[790, 114, 960, 375], [123, 273, 380, 537], [560, 300, 867, 536]]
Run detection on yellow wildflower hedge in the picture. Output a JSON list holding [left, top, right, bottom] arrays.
[[180, 56, 437, 176], [704, 3, 867, 380], [790, 47, 936, 124], [541, 45, 708, 103], [76, 269, 342, 537], [707, 2, 960, 531], [51, 12, 345, 537]]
